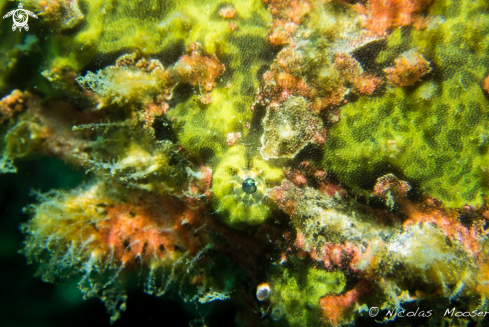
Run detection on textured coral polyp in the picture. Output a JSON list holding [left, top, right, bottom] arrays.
[[226, 132, 241, 146], [219, 6, 236, 19], [268, 181, 298, 216], [372, 173, 411, 199], [363, 0, 433, 36], [263, 69, 310, 101], [334, 52, 383, 96], [268, 21, 297, 45], [384, 50, 432, 86], [173, 46, 225, 93], [353, 74, 383, 95], [260, 96, 325, 160], [320, 242, 362, 270], [142, 101, 169, 130], [263, 0, 312, 45]]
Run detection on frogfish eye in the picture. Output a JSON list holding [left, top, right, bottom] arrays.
[[242, 178, 257, 194], [233, 168, 266, 205]]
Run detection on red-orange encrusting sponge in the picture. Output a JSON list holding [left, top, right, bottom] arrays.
[[483, 75, 489, 94], [173, 44, 225, 93], [361, 0, 433, 36], [320, 280, 371, 326], [384, 50, 432, 86], [0, 89, 26, 124]]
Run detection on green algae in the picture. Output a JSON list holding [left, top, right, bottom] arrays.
[[323, 0, 489, 208], [268, 257, 346, 326]]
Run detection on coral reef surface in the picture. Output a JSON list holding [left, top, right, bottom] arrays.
[[1, 0, 489, 326]]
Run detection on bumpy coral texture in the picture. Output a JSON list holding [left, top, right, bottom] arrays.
[[260, 96, 325, 160], [2, 0, 489, 326], [324, 0, 489, 208], [267, 259, 347, 326]]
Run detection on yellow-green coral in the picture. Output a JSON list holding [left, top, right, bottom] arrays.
[[36, 0, 273, 158], [211, 145, 282, 228], [170, 85, 255, 158], [323, 0, 489, 208], [167, 0, 273, 157], [268, 258, 346, 326], [41, 0, 270, 70]]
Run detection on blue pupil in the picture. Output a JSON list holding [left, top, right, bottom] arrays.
[[242, 178, 257, 194]]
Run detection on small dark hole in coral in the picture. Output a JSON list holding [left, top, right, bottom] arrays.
[[123, 239, 131, 251], [141, 242, 148, 257], [159, 244, 165, 252], [155, 40, 186, 67], [351, 39, 387, 73], [342, 271, 361, 293], [256, 63, 270, 82], [458, 211, 475, 229], [169, 155, 180, 166], [249, 102, 267, 135], [294, 144, 324, 166], [152, 116, 176, 142], [167, 83, 195, 108]]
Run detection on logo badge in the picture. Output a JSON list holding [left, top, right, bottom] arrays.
[[3, 3, 38, 32]]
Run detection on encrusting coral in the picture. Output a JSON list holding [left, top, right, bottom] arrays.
[[1, 0, 489, 326], [323, 0, 489, 209], [260, 96, 325, 160]]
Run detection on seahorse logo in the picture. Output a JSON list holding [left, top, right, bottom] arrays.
[[3, 3, 38, 32]]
